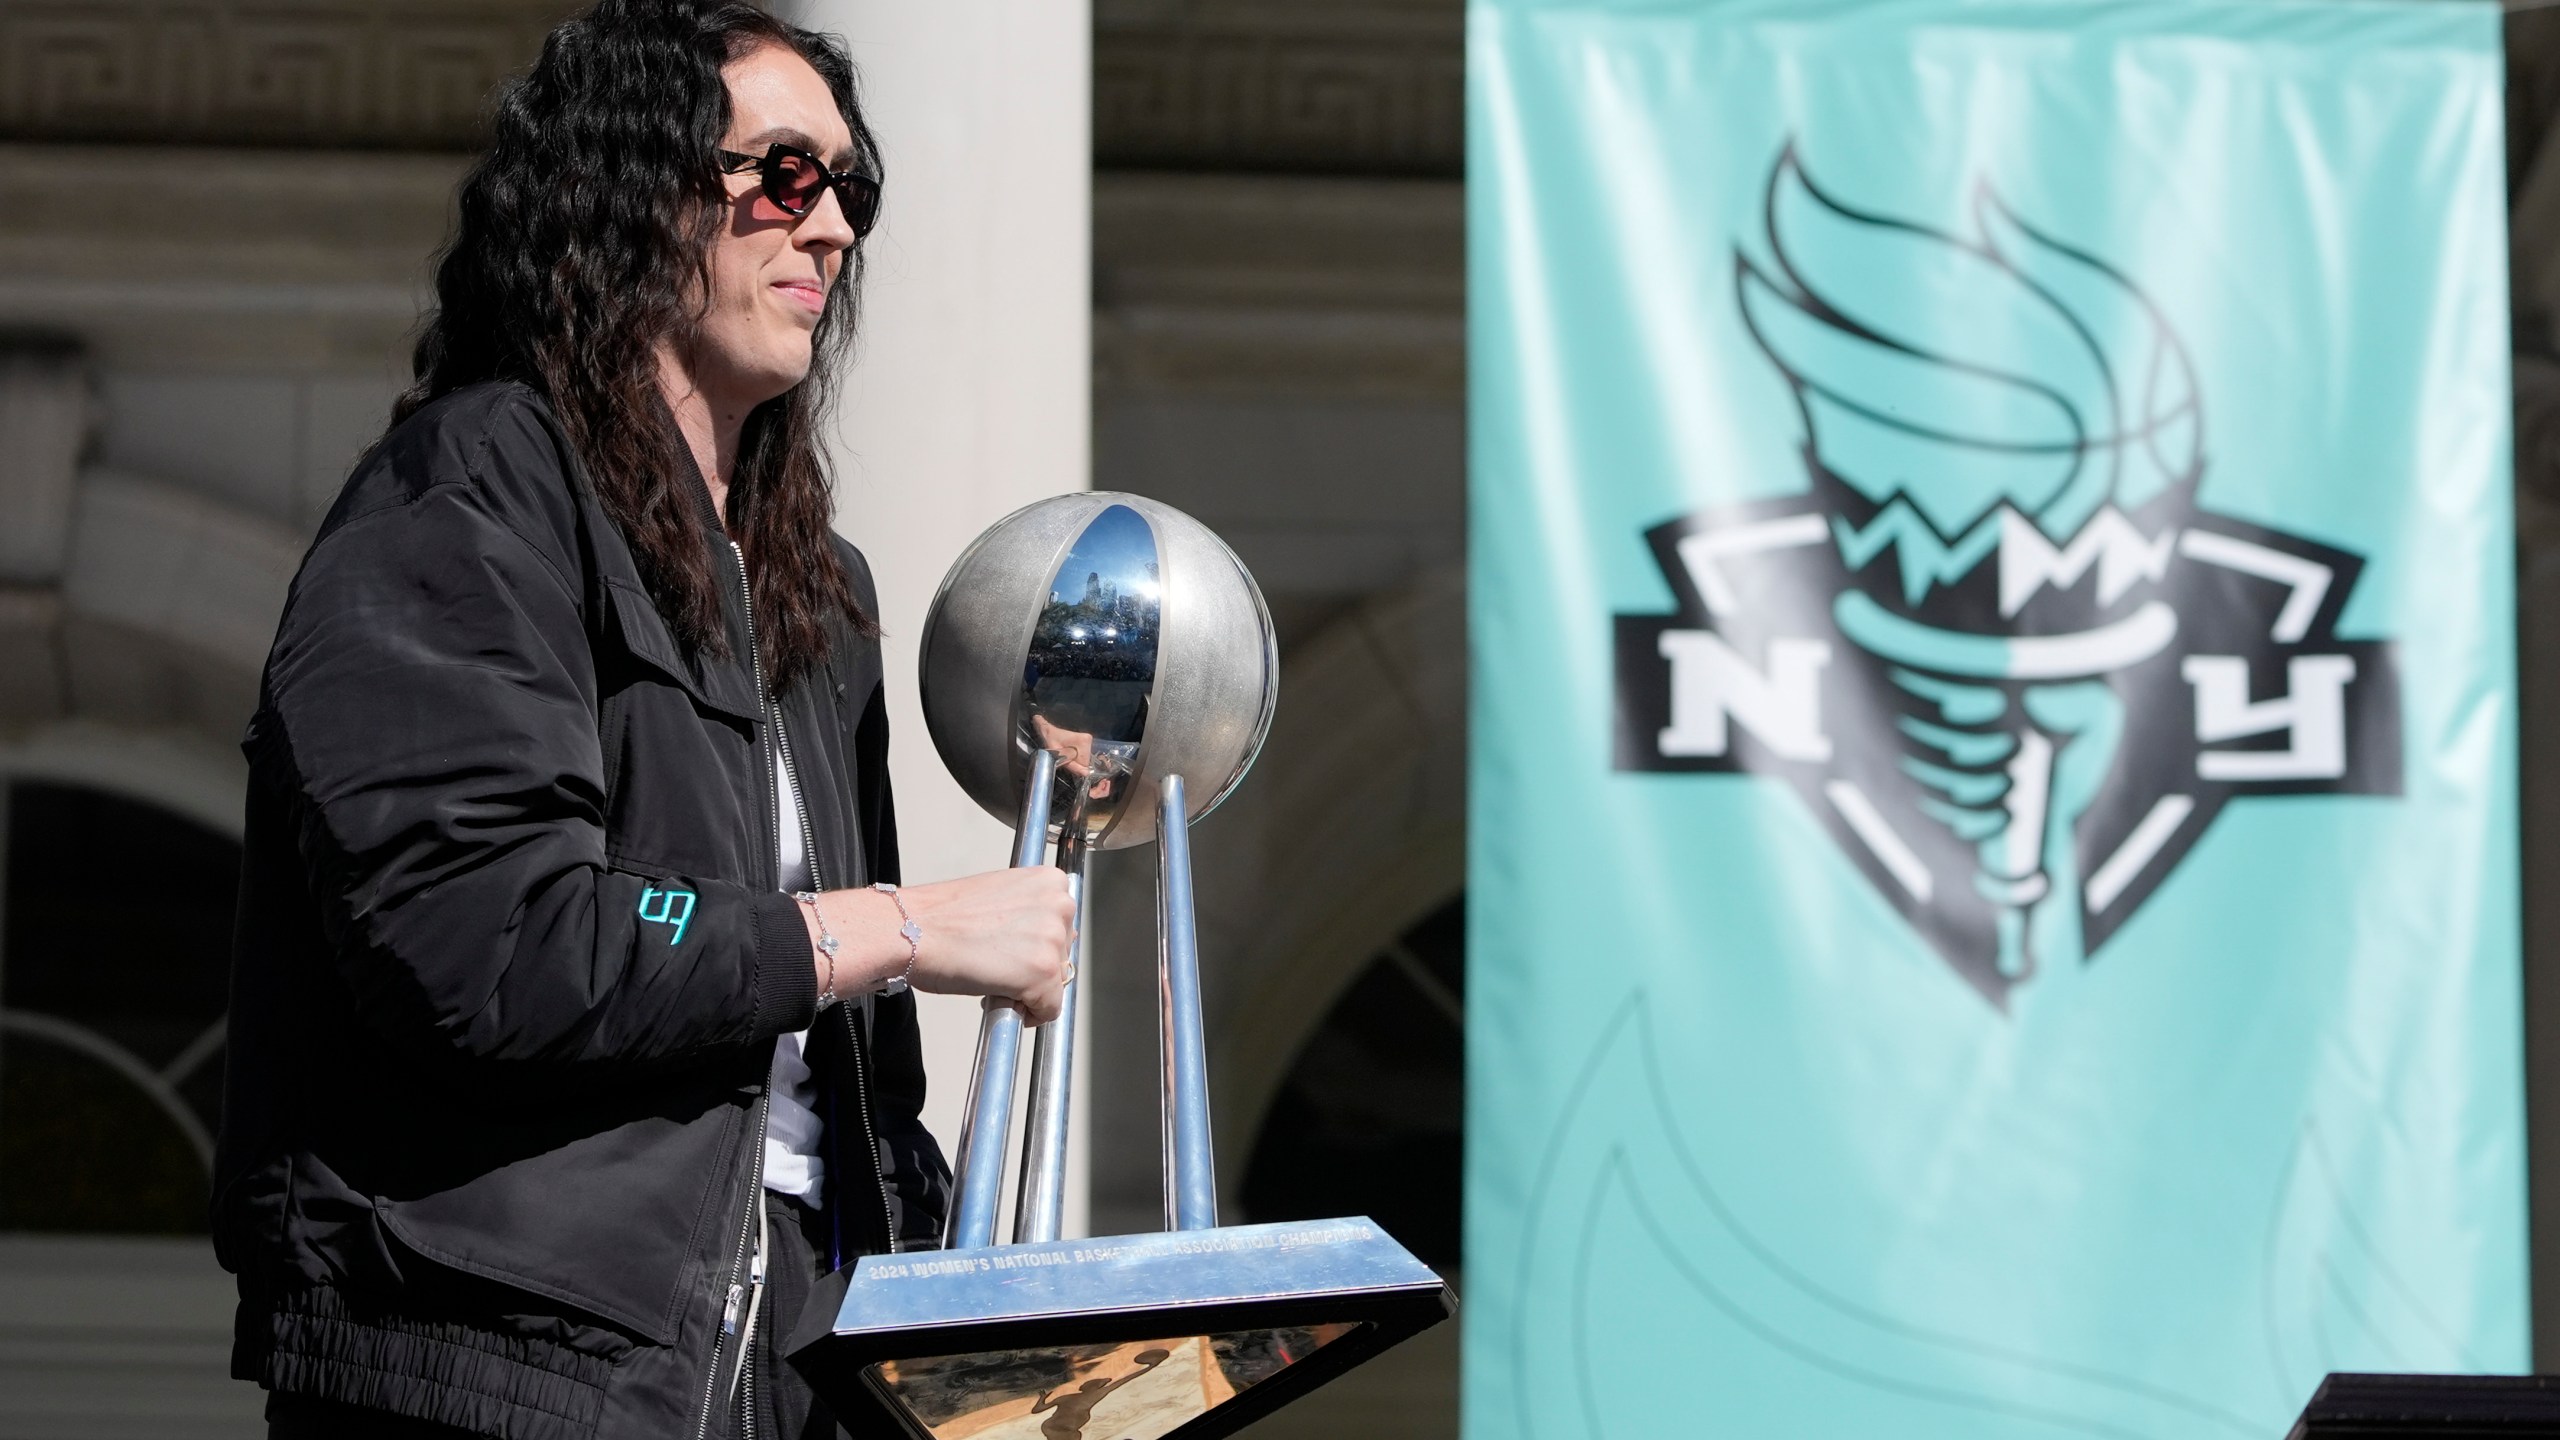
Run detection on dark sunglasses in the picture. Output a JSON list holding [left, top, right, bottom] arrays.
[[716, 143, 881, 238]]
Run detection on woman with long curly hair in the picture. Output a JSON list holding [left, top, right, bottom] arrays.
[[214, 4, 1074, 1436]]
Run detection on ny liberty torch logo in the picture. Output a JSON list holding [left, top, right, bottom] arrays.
[[1614, 151, 2400, 1003]]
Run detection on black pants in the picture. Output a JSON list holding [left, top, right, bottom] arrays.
[[266, 1195, 844, 1440]]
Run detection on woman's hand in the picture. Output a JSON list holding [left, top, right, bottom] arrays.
[[805, 868, 1076, 1024]]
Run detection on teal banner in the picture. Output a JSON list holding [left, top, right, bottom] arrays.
[[1465, 2, 2524, 1436]]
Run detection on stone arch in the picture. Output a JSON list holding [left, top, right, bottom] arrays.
[[1085, 565, 1466, 1221], [0, 740, 254, 1208], [4, 468, 300, 769], [1, 344, 301, 787], [0, 358, 295, 1209], [1207, 566, 1464, 1187], [0, 462, 294, 846], [0, 722, 249, 843]]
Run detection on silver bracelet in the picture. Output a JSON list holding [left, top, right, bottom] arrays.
[[872, 882, 919, 996], [793, 891, 841, 1009]]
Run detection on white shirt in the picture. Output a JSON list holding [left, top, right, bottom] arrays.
[[764, 731, 826, 1202]]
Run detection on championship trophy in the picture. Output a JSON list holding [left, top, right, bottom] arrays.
[[789, 494, 1455, 1439]]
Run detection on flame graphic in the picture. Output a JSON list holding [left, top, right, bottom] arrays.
[[1738, 148, 2201, 556], [1733, 151, 2204, 984]]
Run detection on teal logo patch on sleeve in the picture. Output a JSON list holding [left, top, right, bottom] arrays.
[[638, 886, 696, 945]]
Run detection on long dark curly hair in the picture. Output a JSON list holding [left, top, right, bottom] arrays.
[[397, 0, 882, 685]]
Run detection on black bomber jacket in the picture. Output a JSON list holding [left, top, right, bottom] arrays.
[[213, 381, 949, 1438]]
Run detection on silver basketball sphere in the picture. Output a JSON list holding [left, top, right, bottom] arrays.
[[918, 492, 1279, 850]]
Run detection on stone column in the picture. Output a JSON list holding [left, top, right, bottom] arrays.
[[786, 0, 1094, 1237]]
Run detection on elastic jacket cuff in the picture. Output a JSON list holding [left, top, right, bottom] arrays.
[[750, 888, 821, 1038]]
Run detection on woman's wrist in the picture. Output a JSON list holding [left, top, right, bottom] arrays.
[[792, 891, 841, 1007], [868, 884, 921, 995], [802, 888, 921, 997]]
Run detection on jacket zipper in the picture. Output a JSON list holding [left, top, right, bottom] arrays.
[[693, 540, 906, 1440], [739, 1189, 764, 1440], [841, 1002, 899, 1255], [748, 563, 895, 1256], [730, 543, 901, 1263], [695, 1094, 769, 1440], [777, 713, 899, 1262], [780, 711, 899, 1258], [693, 540, 779, 1440]]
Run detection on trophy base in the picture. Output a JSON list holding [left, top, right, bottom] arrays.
[[787, 1217, 1453, 1440]]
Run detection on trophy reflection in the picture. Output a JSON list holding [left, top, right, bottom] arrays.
[[789, 494, 1452, 1440]]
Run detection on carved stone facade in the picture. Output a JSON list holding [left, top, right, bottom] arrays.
[[0, 7, 1467, 1435], [1096, 0, 1460, 176], [1, 0, 1468, 178], [1094, 170, 1461, 402], [0, 1, 569, 150], [0, 143, 462, 373]]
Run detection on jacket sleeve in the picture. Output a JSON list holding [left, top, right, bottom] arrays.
[[256, 464, 814, 1070]]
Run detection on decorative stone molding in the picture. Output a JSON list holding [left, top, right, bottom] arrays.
[[1096, 0, 1460, 176], [3, 0, 1468, 178], [0, 156, 1466, 421], [1094, 170, 1462, 400], [0, 0, 568, 150], [0, 144, 460, 373]]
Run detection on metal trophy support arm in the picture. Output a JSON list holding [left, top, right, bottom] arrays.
[[1155, 772, 1218, 1233], [792, 493, 1452, 1440], [940, 745, 1054, 1253], [1010, 754, 1090, 1247], [944, 743, 1096, 1252]]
